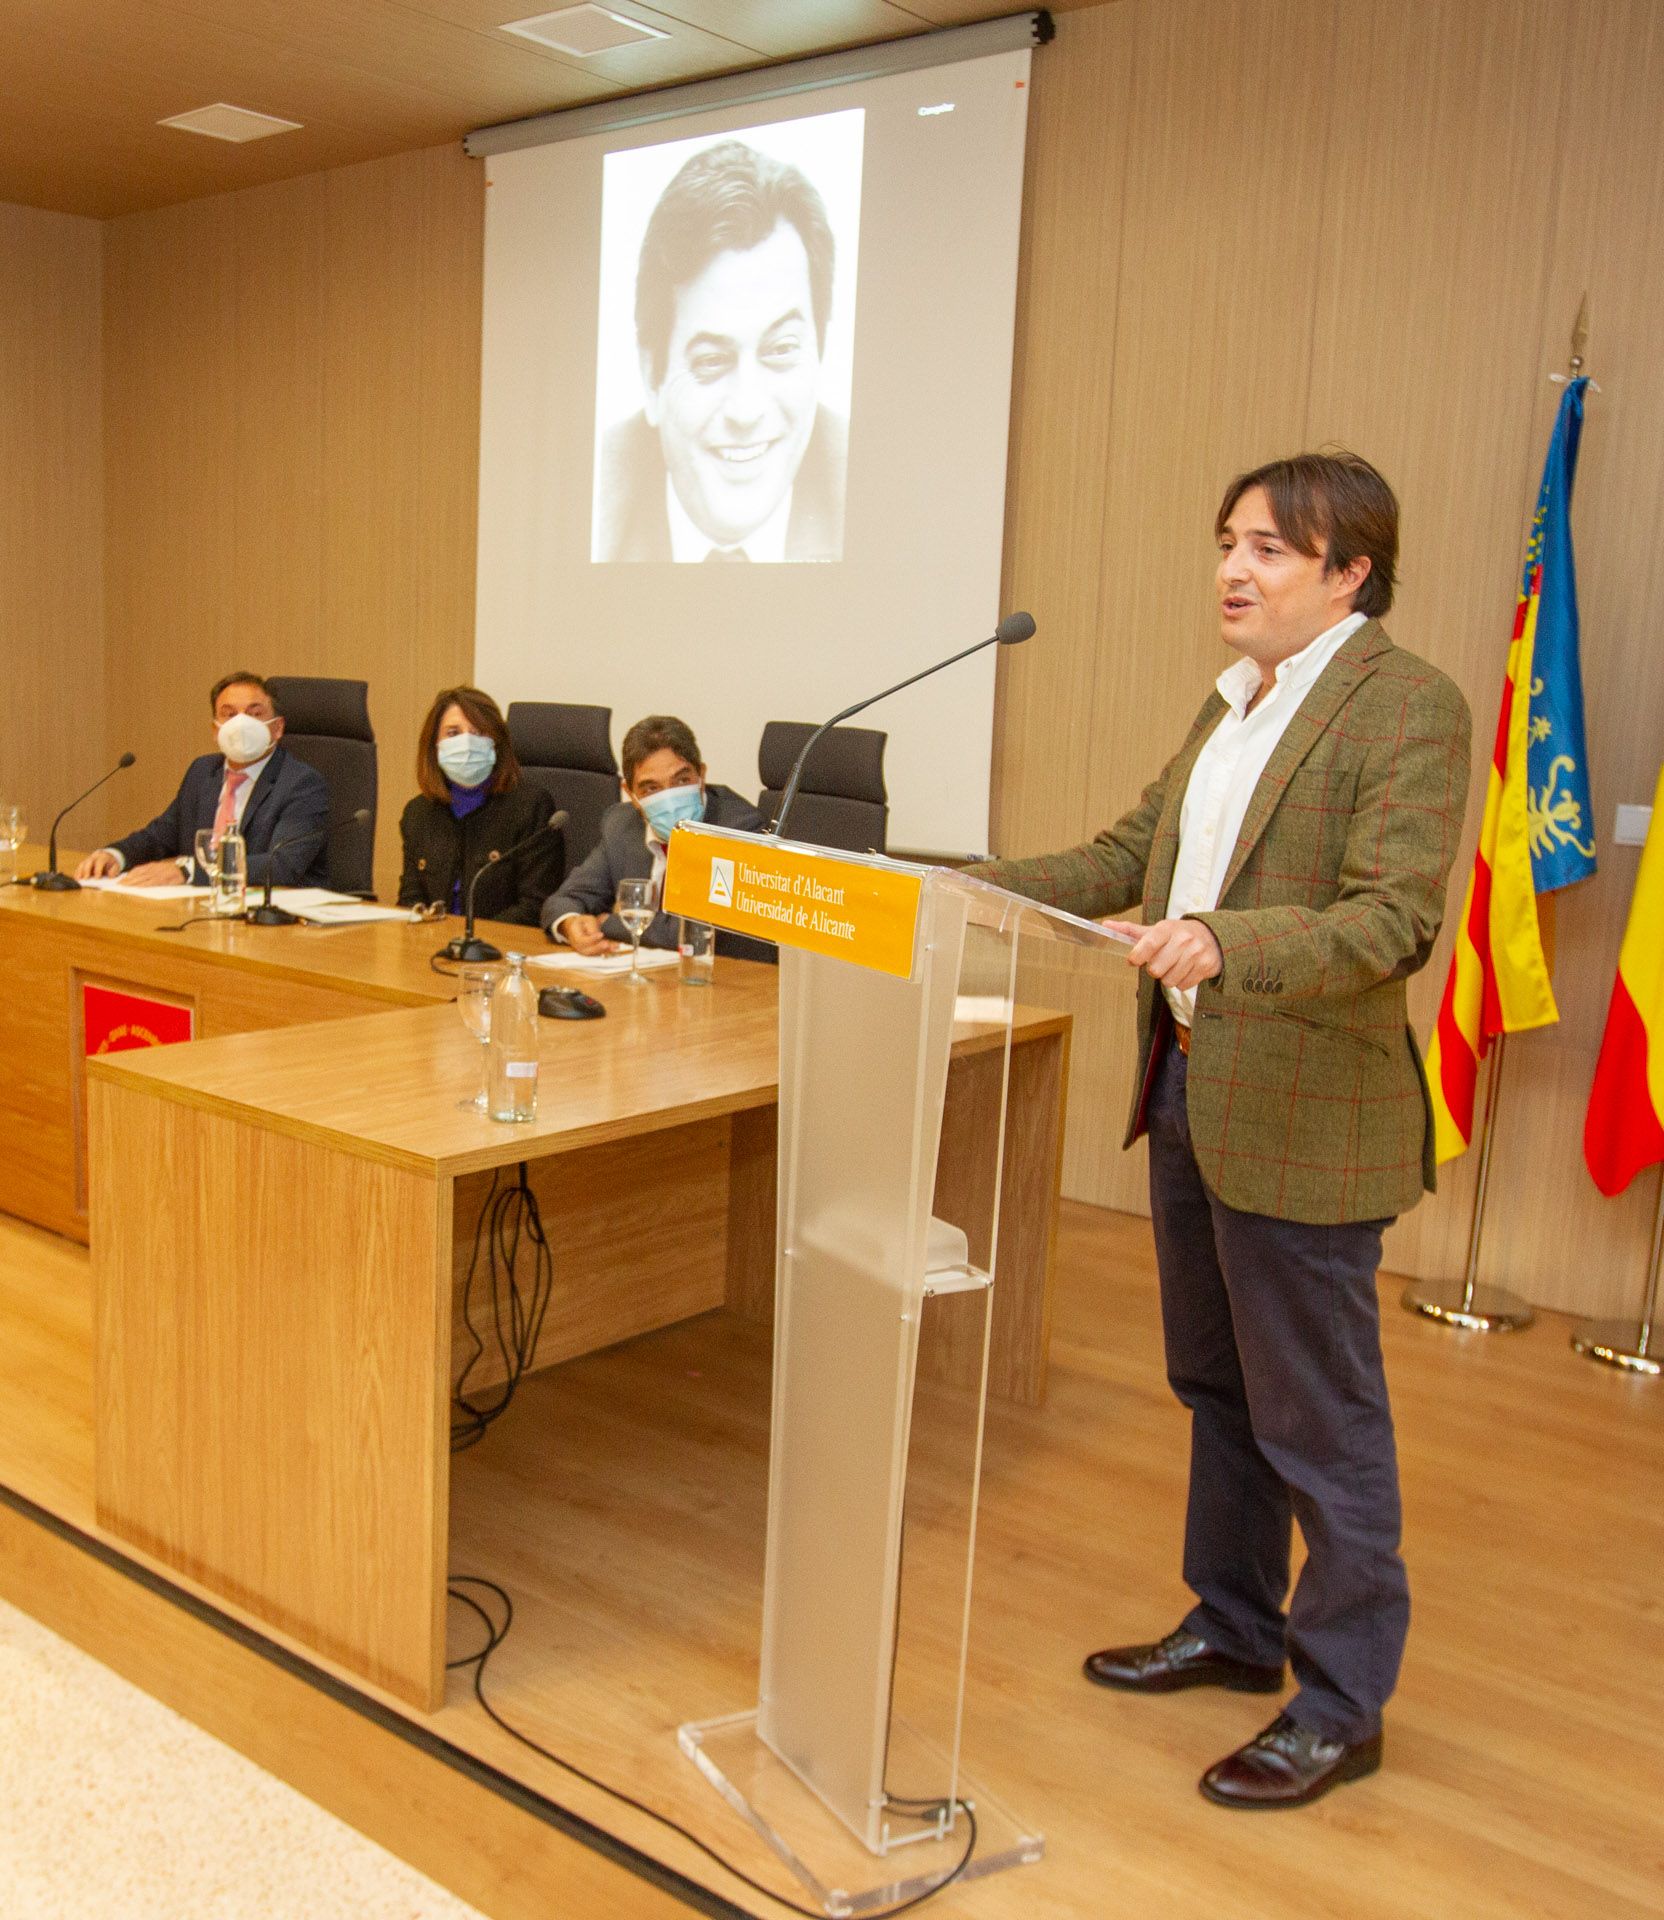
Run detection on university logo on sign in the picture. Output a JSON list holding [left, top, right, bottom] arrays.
[[666, 829, 922, 979]]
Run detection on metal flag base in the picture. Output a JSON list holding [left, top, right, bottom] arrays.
[[1402, 1281, 1535, 1333], [1569, 1319, 1659, 1376], [1405, 1037, 1534, 1333], [1571, 1167, 1662, 1376]]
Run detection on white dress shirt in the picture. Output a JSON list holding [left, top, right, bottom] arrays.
[[1162, 612, 1367, 1024], [665, 475, 793, 563]]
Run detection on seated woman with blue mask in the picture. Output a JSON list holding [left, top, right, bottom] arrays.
[[398, 688, 564, 926], [539, 713, 774, 963]]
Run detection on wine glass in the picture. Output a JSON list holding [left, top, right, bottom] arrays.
[[615, 876, 655, 988], [456, 968, 496, 1110], [193, 827, 218, 890], [0, 804, 25, 886]]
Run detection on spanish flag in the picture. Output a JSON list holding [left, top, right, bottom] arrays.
[[1425, 379, 1597, 1161], [1584, 767, 1664, 1196]]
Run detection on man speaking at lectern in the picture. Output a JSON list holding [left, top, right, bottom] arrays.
[[969, 453, 1470, 1810]]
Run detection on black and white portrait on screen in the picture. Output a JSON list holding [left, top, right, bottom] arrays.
[[592, 111, 863, 563]]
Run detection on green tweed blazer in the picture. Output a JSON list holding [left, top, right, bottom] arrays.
[[976, 621, 1472, 1224]]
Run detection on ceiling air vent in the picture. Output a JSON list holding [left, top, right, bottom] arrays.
[[499, 5, 669, 56], [158, 104, 303, 143]]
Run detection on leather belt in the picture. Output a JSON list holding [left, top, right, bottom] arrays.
[[1173, 1020, 1192, 1057]]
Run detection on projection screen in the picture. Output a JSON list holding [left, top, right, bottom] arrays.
[[474, 41, 1033, 852]]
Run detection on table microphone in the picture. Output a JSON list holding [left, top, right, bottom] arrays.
[[771, 612, 1035, 840], [442, 809, 568, 964], [246, 809, 373, 925], [31, 753, 138, 891]]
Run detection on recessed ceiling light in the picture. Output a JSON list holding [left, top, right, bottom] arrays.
[[499, 5, 669, 57], [158, 103, 303, 143]]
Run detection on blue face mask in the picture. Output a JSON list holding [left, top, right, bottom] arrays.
[[638, 783, 705, 842], [436, 733, 497, 789]]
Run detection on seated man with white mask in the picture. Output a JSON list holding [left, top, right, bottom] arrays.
[[75, 671, 331, 888], [540, 713, 774, 963]]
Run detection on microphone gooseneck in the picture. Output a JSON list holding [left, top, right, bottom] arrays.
[[245, 807, 373, 926], [33, 752, 138, 891], [442, 809, 568, 965], [771, 614, 1034, 841]]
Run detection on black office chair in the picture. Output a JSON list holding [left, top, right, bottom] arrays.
[[265, 676, 377, 895], [506, 702, 619, 874], [757, 721, 888, 853]]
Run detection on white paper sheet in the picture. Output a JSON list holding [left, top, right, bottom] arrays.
[[527, 946, 680, 976], [297, 903, 413, 925], [79, 878, 208, 901]]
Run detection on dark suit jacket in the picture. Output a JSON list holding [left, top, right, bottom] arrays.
[[969, 622, 1472, 1225], [397, 785, 565, 927], [540, 784, 776, 964], [110, 747, 331, 888], [594, 408, 848, 562]]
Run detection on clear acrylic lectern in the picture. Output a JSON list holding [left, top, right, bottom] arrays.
[[670, 828, 1129, 1916]]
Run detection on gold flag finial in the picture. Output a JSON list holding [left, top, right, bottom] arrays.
[[1569, 292, 1590, 377]]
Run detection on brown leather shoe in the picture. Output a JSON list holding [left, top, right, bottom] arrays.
[[1199, 1712, 1382, 1809], [1083, 1628, 1285, 1695]]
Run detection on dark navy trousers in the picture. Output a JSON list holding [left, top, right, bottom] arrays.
[[1146, 1039, 1410, 1741]]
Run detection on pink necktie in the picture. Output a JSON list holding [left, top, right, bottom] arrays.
[[213, 769, 247, 840]]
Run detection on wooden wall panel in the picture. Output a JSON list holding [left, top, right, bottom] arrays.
[[1300, 0, 1571, 1282], [1456, 0, 1664, 1317], [0, 203, 105, 845], [102, 143, 481, 892], [996, 0, 1664, 1311]]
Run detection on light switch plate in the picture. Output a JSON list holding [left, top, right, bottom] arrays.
[[1614, 803, 1653, 847]]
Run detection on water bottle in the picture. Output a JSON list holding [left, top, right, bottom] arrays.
[[487, 953, 539, 1122], [213, 826, 247, 918]]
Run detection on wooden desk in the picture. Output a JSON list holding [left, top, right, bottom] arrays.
[[87, 969, 1070, 1708], [0, 855, 530, 1239]]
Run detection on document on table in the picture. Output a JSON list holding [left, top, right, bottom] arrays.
[[528, 947, 680, 976], [79, 878, 207, 901], [265, 889, 411, 924], [297, 903, 415, 925]]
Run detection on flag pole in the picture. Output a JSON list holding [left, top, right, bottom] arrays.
[[1570, 1164, 1664, 1377], [1402, 1035, 1537, 1331]]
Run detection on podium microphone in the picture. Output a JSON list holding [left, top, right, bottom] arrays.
[[31, 753, 138, 891], [442, 809, 568, 965], [771, 612, 1035, 840], [246, 809, 372, 925]]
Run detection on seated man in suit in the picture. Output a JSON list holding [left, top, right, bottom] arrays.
[[593, 138, 848, 564], [541, 714, 773, 963], [75, 671, 331, 888]]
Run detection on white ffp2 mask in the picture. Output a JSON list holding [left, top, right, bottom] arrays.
[[217, 713, 273, 762]]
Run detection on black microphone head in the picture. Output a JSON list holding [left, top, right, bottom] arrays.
[[118, 752, 137, 768], [996, 612, 1036, 646]]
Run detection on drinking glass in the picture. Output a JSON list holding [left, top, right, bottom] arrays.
[[456, 968, 496, 1110], [0, 804, 25, 885], [615, 876, 655, 988], [678, 917, 715, 987], [193, 828, 218, 890]]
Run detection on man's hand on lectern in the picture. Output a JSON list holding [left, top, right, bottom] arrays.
[[1100, 917, 1223, 993]]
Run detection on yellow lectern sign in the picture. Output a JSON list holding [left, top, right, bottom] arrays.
[[664, 829, 922, 979]]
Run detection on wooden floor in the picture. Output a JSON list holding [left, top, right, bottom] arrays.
[[1, 1202, 1661, 1919]]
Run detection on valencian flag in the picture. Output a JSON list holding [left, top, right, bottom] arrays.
[[1584, 765, 1664, 1195], [1426, 378, 1597, 1161]]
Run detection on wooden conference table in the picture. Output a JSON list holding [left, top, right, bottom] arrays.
[[0, 861, 1070, 1710]]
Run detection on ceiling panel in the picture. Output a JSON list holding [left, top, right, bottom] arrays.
[[0, 0, 1092, 218]]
